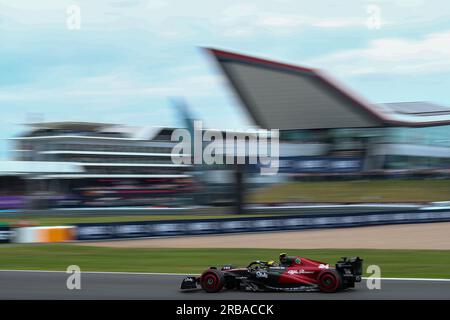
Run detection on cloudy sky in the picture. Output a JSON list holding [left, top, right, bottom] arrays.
[[1, 0, 450, 158]]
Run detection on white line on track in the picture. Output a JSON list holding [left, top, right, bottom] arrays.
[[1, 270, 450, 282], [361, 277, 450, 282], [0, 270, 188, 276]]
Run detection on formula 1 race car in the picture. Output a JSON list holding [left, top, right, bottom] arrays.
[[181, 253, 363, 293]]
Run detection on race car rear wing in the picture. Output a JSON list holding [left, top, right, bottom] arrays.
[[335, 257, 363, 285]]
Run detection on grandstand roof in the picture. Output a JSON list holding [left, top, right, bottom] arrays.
[[25, 122, 113, 131], [382, 102, 450, 116], [16, 122, 177, 141], [207, 48, 450, 129], [0, 161, 83, 175]]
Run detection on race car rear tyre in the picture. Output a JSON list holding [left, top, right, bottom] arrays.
[[200, 269, 225, 293], [318, 269, 342, 293]]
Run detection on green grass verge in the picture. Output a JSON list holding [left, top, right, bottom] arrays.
[[0, 245, 449, 278], [248, 179, 450, 203], [0, 214, 276, 226]]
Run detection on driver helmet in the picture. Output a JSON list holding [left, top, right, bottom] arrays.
[[267, 260, 278, 267]]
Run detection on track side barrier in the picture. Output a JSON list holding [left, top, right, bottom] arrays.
[[75, 209, 450, 241], [14, 226, 76, 244], [0, 225, 12, 243]]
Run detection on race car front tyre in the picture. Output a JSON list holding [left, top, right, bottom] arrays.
[[200, 269, 225, 293], [318, 269, 343, 293]]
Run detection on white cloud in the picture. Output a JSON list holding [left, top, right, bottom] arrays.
[[0, 71, 225, 101], [393, 0, 425, 7], [2, 0, 449, 39], [255, 13, 367, 29], [307, 30, 450, 76]]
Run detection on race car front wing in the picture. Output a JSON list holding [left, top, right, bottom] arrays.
[[180, 276, 200, 290]]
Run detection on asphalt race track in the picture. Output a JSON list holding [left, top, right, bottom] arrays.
[[0, 271, 449, 299]]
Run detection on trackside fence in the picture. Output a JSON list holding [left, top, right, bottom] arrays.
[[75, 209, 450, 241], [2, 209, 450, 243]]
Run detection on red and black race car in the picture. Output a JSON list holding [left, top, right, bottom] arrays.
[[181, 253, 363, 293]]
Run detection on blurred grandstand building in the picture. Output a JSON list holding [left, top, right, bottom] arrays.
[[3, 122, 192, 208], [207, 48, 450, 177]]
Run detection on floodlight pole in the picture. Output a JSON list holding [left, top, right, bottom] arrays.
[[234, 163, 245, 215]]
